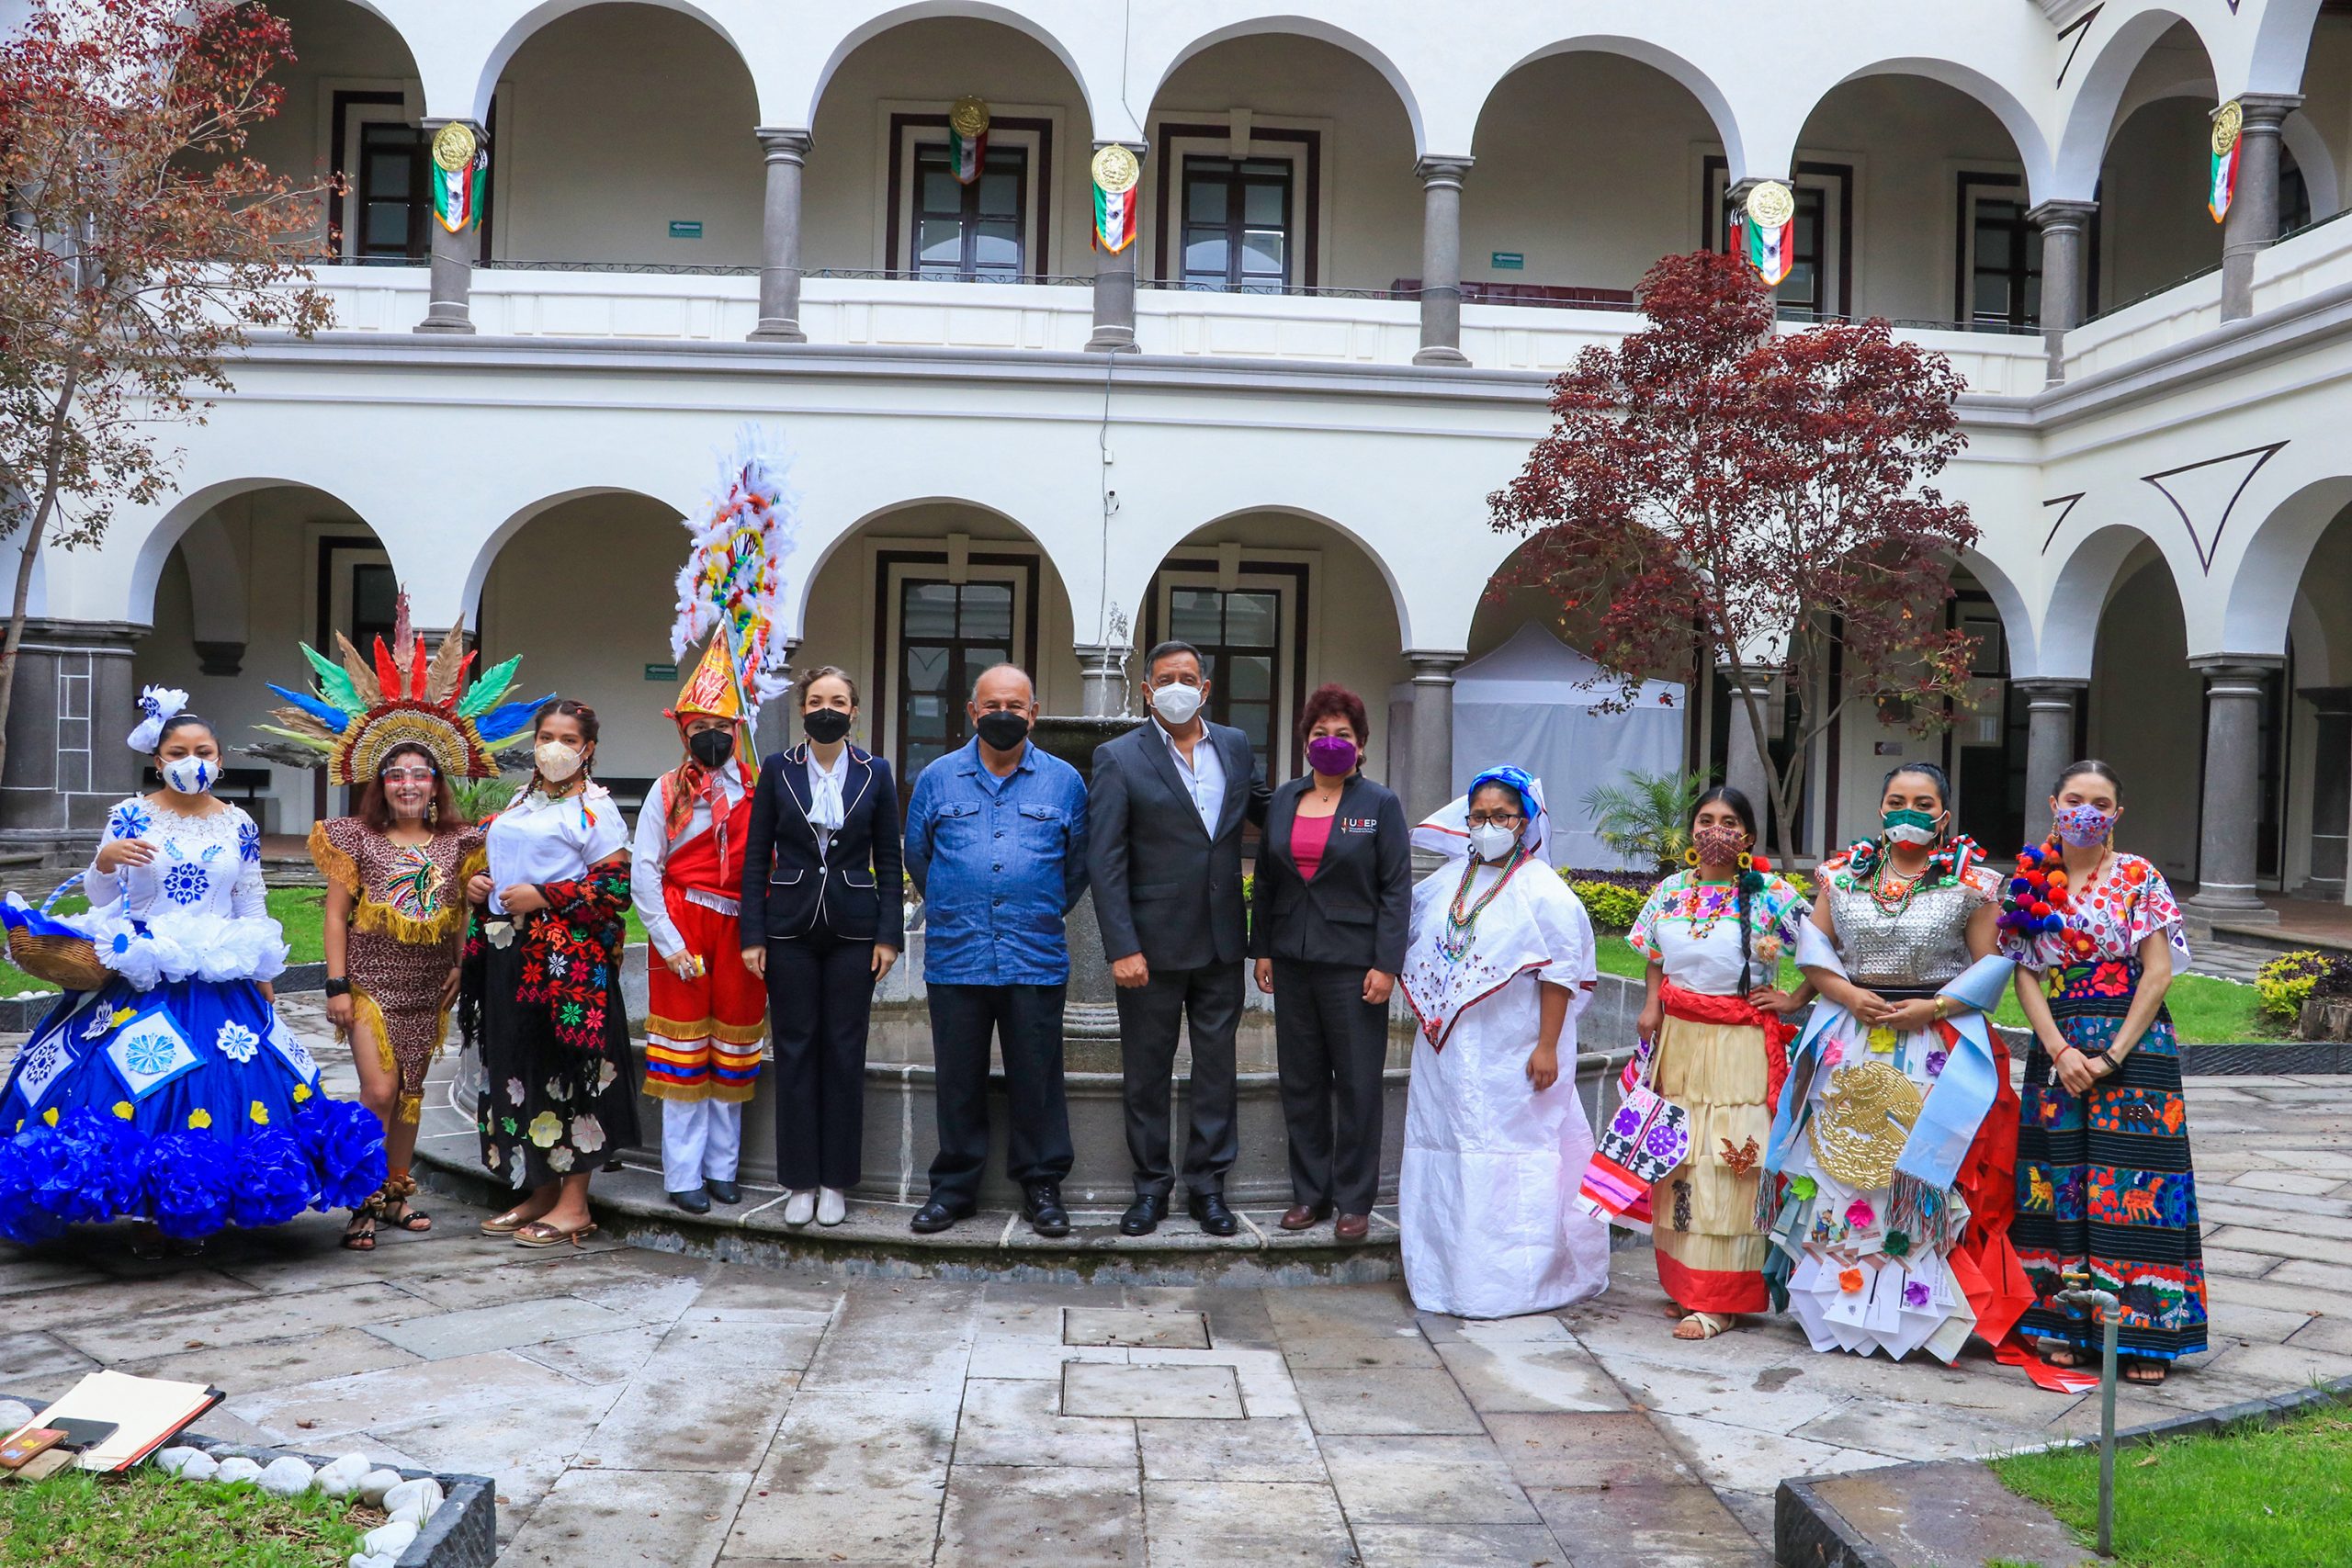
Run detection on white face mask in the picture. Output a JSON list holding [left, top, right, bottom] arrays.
[[1468, 823, 1520, 863], [535, 740, 583, 782], [161, 755, 217, 795], [1150, 682, 1205, 726]]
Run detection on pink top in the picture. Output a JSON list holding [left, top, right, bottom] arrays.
[[1291, 812, 1335, 883]]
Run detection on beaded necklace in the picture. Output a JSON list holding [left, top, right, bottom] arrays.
[[1867, 857, 1928, 916], [1438, 847, 1527, 963]]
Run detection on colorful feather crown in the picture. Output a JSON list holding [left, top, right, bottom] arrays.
[[671, 423, 799, 729], [251, 592, 552, 784]]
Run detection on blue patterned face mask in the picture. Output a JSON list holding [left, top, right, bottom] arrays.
[[161, 755, 216, 795]]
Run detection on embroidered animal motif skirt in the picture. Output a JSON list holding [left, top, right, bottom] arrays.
[[2013, 960, 2208, 1362]]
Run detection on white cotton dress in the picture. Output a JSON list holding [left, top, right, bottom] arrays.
[[1398, 857, 1611, 1319]]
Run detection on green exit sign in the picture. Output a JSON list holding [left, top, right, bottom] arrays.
[[669, 220, 703, 239], [644, 662, 677, 681], [1490, 251, 1525, 270]]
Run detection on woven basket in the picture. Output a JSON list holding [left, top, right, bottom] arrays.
[[6, 927, 107, 992]]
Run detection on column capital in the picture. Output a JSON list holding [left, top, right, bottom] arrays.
[[1405, 649, 1466, 682], [1716, 661, 1780, 692], [2231, 93, 2303, 130], [754, 127, 812, 163], [2189, 653, 2284, 683], [2010, 675, 2089, 697], [1413, 155, 1473, 187], [2025, 199, 2098, 231], [417, 116, 486, 137], [1091, 137, 1149, 158]]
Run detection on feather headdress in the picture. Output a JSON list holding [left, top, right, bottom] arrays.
[[250, 591, 552, 783], [671, 423, 799, 728]]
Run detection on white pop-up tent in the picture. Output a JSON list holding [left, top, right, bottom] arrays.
[[1446, 623, 1687, 871]]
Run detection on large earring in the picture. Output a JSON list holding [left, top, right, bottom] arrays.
[[428, 800, 438, 828], [1737, 851, 1755, 871], [1684, 846, 1702, 868]]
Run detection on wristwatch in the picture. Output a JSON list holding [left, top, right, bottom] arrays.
[[323, 976, 351, 998]]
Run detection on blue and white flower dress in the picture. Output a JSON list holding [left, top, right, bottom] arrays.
[[0, 798, 385, 1242]]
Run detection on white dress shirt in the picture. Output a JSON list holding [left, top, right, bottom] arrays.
[[1159, 718, 1226, 836], [630, 761, 746, 960], [806, 745, 850, 859]]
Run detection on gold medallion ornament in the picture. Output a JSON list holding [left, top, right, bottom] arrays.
[[2211, 98, 2243, 158], [1746, 179, 1797, 231], [431, 121, 478, 175], [1806, 1061, 1924, 1190], [1091, 142, 1141, 197], [950, 95, 990, 139]]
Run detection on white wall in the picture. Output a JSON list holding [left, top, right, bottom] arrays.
[[2086, 556, 2202, 881]]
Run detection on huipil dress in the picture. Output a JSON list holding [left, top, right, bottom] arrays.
[[1398, 853, 1611, 1319], [0, 798, 385, 1241], [1626, 871, 1808, 1315], [462, 784, 641, 1190], [309, 818, 487, 1126], [2002, 853, 2208, 1364], [1765, 851, 2032, 1361]]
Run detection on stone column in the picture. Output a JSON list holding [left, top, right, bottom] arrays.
[[1411, 156, 1474, 367], [2185, 656, 2282, 925], [2028, 199, 2098, 382], [414, 118, 483, 335], [1404, 649, 1464, 824], [0, 618, 142, 852], [2299, 685, 2352, 900], [753, 637, 802, 762], [1085, 141, 1148, 354], [1075, 642, 1130, 717], [2222, 94, 2302, 321], [2014, 679, 2088, 842], [1719, 666, 1776, 821], [750, 128, 812, 343]]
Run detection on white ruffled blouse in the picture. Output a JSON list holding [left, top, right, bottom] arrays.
[[79, 796, 288, 987]]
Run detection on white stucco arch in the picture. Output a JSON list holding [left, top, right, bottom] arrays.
[[1798, 58, 2056, 202], [453, 484, 694, 624], [786, 493, 1076, 647], [1471, 36, 1746, 179], [123, 477, 396, 629], [2215, 475, 2352, 658], [1136, 15, 1428, 154], [1121, 502, 1418, 654], [469, 0, 757, 126], [175, 515, 250, 650], [2246, 0, 2329, 96], [801, 2, 1099, 135], [2034, 521, 2185, 680], [1961, 546, 2041, 677], [2103, 82, 2339, 224], [2053, 9, 2212, 200]]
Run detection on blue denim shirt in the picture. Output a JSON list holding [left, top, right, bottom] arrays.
[[903, 738, 1090, 986]]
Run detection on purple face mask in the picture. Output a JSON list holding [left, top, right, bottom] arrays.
[[2052, 802, 2115, 848], [1305, 736, 1359, 777]]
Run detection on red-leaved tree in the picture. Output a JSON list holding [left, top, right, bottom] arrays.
[[0, 0, 331, 784], [1488, 250, 1980, 860]]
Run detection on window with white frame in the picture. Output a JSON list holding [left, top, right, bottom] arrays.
[[1145, 558, 1311, 778], [886, 114, 1053, 280], [1150, 123, 1321, 292]]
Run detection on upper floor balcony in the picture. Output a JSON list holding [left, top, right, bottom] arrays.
[[168, 0, 2352, 391]]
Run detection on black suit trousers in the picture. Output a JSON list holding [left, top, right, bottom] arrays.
[[767, 926, 873, 1190], [1115, 962, 1242, 1198], [1271, 960, 1389, 1215], [926, 981, 1074, 1205]]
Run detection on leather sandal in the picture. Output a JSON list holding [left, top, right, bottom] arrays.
[[378, 1177, 432, 1234], [1673, 1311, 1738, 1340], [513, 1219, 598, 1249], [480, 1208, 537, 1236]]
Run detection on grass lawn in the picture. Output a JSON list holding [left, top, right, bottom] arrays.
[[1991, 1405, 2352, 1568], [0, 1466, 374, 1567], [1589, 933, 2282, 1046]]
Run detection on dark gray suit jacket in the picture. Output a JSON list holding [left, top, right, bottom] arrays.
[[1087, 719, 1268, 972], [1249, 773, 1412, 974]]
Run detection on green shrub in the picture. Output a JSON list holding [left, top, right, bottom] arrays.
[[2256, 948, 2352, 1021], [1573, 879, 1648, 931]]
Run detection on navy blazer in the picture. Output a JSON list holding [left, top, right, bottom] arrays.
[[1086, 718, 1268, 972], [740, 743, 906, 946], [1250, 773, 1412, 974]]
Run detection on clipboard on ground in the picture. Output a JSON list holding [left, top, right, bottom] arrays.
[[10, 1370, 224, 1472]]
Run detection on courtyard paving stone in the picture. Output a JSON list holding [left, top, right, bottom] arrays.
[[3, 1028, 2349, 1564]]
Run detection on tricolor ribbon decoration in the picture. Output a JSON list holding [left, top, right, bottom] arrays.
[[1739, 180, 1797, 288], [1091, 143, 1141, 254], [430, 122, 488, 236], [948, 96, 989, 186], [2210, 99, 2242, 224]]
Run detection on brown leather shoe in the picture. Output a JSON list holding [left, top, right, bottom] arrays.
[[1334, 1213, 1371, 1243], [1279, 1201, 1332, 1232]]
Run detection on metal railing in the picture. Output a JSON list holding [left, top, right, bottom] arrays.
[[2077, 259, 2225, 326]]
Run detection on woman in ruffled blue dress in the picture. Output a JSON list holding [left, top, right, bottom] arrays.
[[0, 690, 385, 1251]]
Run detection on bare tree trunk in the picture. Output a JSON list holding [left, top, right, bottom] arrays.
[[0, 376, 81, 790]]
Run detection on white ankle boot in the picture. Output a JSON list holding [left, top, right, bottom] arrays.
[[783, 1190, 816, 1226], [817, 1188, 847, 1226]]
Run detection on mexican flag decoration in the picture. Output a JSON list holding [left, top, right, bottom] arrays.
[[1741, 180, 1796, 287], [430, 121, 488, 235], [2210, 98, 2243, 223], [948, 96, 990, 186], [1091, 142, 1140, 254]]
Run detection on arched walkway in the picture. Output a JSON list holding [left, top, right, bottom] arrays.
[[248, 0, 429, 264]]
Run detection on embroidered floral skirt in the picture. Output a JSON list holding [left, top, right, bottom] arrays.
[[474, 938, 639, 1191], [2014, 960, 2208, 1362], [1651, 1011, 1775, 1314]]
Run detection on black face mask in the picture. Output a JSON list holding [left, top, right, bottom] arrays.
[[974, 711, 1031, 751], [802, 708, 853, 745], [687, 728, 735, 769]]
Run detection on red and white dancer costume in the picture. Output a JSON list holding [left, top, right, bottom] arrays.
[[631, 645, 768, 1194]]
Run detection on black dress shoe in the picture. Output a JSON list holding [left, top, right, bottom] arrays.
[[1023, 1182, 1070, 1238], [1120, 1192, 1168, 1236], [668, 1188, 711, 1215], [910, 1196, 975, 1235], [1188, 1190, 1239, 1236], [705, 1179, 741, 1205]]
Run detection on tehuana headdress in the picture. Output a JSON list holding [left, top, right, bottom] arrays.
[[252, 592, 551, 783]]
